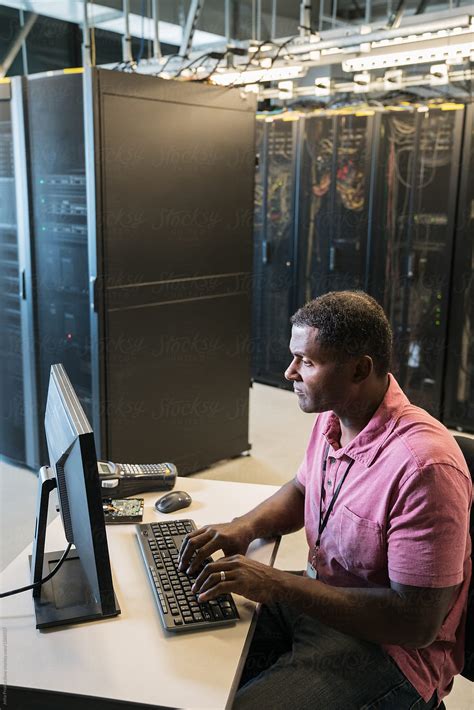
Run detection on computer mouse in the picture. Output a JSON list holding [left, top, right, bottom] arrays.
[[154, 491, 192, 514]]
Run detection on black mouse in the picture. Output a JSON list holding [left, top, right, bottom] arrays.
[[154, 491, 192, 514]]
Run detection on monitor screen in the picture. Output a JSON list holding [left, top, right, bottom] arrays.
[[31, 363, 120, 629]]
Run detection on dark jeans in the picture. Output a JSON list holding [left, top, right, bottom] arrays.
[[233, 600, 439, 710]]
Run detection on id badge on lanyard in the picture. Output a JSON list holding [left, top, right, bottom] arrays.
[[307, 444, 354, 581]]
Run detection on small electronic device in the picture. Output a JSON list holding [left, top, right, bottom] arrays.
[[103, 498, 144, 524], [97, 461, 177, 498], [155, 491, 192, 514]]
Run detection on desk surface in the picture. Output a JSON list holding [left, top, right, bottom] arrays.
[[0, 476, 281, 710]]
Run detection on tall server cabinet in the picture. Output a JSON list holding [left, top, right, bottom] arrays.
[[0, 80, 37, 467], [372, 106, 464, 418], [15, 68, 255, 474], [251, 118, 266, 383], [252, 116, 299, 389], [0, 84, 24, 462], [25, 72, 92, 468], [297, 111, 376, 306], [444, 103, 474, 432]]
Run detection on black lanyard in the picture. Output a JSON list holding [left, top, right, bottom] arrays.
[[314, 442, 355, 549]]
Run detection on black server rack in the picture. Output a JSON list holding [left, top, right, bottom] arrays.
[[0, 84, 24, 462], [251, 118, 266, 381], [25, 72, 92, 467], [12, 68, 256, 474], [252, 116, 299, 389], [443, 103, 474, 432], [297, 110, 376, 306], [0, 80, 37, 467], [372, 106, 464, 418]]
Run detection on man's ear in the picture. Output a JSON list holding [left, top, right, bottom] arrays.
[[353, 355, 373, 383]]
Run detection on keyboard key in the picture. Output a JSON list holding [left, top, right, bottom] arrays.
[[211, 606, 224, 620]]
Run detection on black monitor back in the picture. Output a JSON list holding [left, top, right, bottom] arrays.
[[33, 363, 119, 628]]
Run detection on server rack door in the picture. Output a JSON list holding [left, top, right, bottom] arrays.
[[251, 118, 267, 381], [297, 114, 335, 304], [25, 73, 92, 466], [443, 103, 474, 432], [253, 117, 298, 389], [296, 111, 373, 307], [10, 77, 39, 469], [331, 112, 374, 292], [375, 106, 464, 418], [91, 69, 255, 473], [0, 84, 25, 464]]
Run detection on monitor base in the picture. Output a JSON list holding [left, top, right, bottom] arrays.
[[29, 550, 120, 630]]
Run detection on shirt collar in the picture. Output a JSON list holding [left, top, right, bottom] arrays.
[[322, 374, 409, 467]]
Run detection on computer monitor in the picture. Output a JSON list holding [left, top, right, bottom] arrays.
[[30, 363, 120, 629]]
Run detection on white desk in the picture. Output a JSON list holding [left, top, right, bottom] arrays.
[[0, 476, 282, 710]]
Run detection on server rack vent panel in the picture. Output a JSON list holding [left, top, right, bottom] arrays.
[[26, 74, 92, 464], [0, 104, 25, 462]]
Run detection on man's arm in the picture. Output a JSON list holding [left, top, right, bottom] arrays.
[[178, 479, 305, 574], [191, 556, 460, 649]]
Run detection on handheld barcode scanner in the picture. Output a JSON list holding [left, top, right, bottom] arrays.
[[97, 461, 177, 498]]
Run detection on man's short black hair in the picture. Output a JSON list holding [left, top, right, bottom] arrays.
[[290, 291, 392, 377]]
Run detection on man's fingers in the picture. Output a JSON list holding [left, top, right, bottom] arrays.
[[197, 581, 233, 602], [195, 571, 232, 595], [178, 529, 213, 568], [185, 540, 221, 574], [192, 559, 237, 594]]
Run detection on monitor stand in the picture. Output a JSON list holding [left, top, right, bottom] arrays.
[[29, 466, 120, 630]]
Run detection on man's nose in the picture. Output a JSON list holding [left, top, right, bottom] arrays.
[[284, 359, 300, 381]]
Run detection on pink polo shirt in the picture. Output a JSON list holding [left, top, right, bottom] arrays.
[[295, 374, 472, 703]]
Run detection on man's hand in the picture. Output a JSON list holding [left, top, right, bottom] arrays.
[[178, 520, 254, 575], [191, 554, 286, 604]]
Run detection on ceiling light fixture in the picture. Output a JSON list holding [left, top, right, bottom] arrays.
[[211, 65, 305, 86], [342, 41, 473, 72]]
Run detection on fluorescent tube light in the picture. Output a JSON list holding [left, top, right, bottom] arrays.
[[211, 65, 305, 86], [343, 41, 473, 71]]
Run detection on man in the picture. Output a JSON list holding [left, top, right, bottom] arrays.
[[178, 291, 472, 709]]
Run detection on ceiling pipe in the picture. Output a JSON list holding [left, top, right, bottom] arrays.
[[225, 0, 231, 46], [122, 0, 133, 63], [0, 11, 37, 78], [271, 0, 277, 40], [300, 0, 312, 37], [415, 0, 429, 14], [388, 0, 407, 29], [19, 9, 29, 74], [179, 0, 205, 58], [152, 0, 162, 60], [82, 0, 91, 67]]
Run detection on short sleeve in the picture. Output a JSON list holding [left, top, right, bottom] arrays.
[[387, 464, 471, 588], [296, 458, 307, 490]]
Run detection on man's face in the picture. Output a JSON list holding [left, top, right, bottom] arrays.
[[285, 325, 354, 414]]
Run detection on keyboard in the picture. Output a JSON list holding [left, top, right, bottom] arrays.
[[136, 519, 240, 632]]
